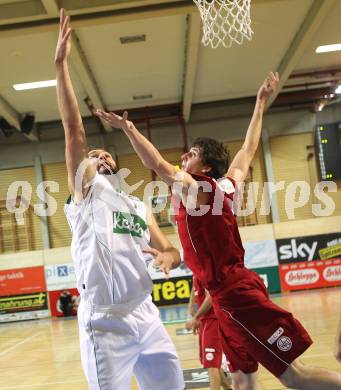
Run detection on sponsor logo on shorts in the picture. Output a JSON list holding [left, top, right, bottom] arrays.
[[205, 348, 215, 362], [112, 212, 147, 238], [277, 336, 292, 352], [267, 327, 284, 345]]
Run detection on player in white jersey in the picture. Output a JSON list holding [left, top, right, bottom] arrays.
[[55, 9, 184, 390]]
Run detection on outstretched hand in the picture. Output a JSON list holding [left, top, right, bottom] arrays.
[[55, 8, 72, 65], [95, 109, 132, 132], [257, 71, 279, 103], [143, 247, 174, 279], [185, 317, 200, 335]]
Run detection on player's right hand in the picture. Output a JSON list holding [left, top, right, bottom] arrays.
[[55, 9, 72, 65], [95, 109, 133, 133]]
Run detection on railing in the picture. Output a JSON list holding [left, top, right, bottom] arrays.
[[0, 197, 34, 254]]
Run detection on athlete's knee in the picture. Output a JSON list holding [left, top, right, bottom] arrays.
[[279, 360, 306, 388], [232, 371, 258, 390]]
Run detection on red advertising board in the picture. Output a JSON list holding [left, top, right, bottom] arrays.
[[279, 258, 341, 292], [48, 289, 80, 317], [0, 266, 46, 296]]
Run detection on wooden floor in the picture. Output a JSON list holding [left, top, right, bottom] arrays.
[[0, 288, 340, 390]]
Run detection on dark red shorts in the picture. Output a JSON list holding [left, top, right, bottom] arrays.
[[199, 317, 223, 368], [212, 271, 313, 377]]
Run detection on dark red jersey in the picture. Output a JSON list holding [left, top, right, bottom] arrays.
[[174, 173, 313, 377], [175, 173, 247, 293]]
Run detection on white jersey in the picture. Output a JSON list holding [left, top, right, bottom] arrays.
[[64, 173, 153, 306]]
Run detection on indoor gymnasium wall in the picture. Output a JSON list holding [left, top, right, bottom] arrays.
[[0, 250, 44, 270], [0, 166, 43, 254], [117, 148, 183, 199], [224, 140, 270, 225], [117, 153, 153, 200], [273, 215, 341, 239], [42, 246, 72, 265], [42, 162, 71, 248], [270, 132, 341, 222]]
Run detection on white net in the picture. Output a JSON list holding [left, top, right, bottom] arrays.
[[193, 0, 253, 49]]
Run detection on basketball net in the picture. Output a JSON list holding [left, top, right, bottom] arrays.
[[193, 0, 253, 49]]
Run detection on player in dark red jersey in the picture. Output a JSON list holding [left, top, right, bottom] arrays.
[[96, 72, 341, 390], [186, 276, 232, 390]]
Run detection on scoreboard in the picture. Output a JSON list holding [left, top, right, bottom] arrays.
[[315, 122, 341, 180]]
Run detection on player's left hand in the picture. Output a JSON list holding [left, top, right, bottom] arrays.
[[143, 247, 173, 279], [257, 71, 279, 102], [185, 317, 200, 335]]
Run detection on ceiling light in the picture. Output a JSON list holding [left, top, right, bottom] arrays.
[[315, 43, 341, 53], [13, 79, 57, 91], [120, 35, 146, 44], [315, 100, 326, 112], [335, 85, 341, 94], [133, 94, 153, 100]]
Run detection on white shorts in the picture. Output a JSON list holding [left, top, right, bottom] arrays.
[[77, 296, 184, 390]]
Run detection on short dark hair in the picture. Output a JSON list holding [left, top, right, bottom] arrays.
[[192, 137, 229, 179]]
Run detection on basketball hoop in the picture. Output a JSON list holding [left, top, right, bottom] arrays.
[[193, 0, 253, 49]]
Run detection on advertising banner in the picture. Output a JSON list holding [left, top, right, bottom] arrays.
[[183, 368, 210, 389], [152, 275, 193, 306], [48, 288, 80, 317], [0, 309, 49, 323], [0, 292, 48, 315], [276, 232, 341, 264], [45, 263, 77, 291], [251, 266, 281, 294], [0, 266, 46, 297], [244, 240, 279, 269], [279, 258, 341, 292]]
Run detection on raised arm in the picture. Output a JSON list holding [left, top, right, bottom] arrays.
[[227, 72, 279, 182], [94, 110, 194, 188], [55, 9, 95, 201]]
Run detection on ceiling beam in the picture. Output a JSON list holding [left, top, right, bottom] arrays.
[[0, 1, 194, 38], [0, 96, 38, 141], [70, 34, 112, 132], [40, 0, 59, 16], [182, 11, 201, 123], [265, 0, 336, 110]]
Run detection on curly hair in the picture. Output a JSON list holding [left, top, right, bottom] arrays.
[[192, 137, 230, 179]]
